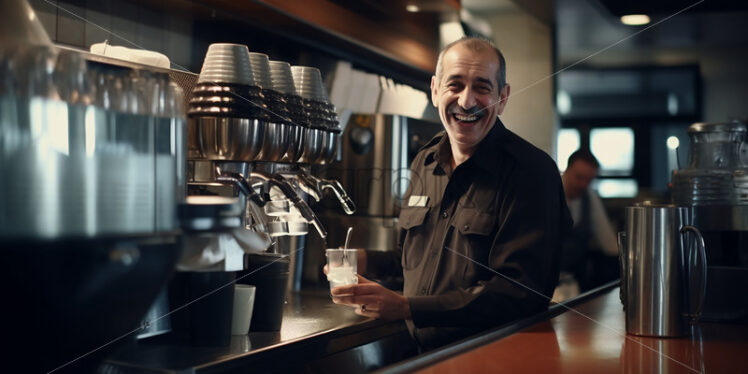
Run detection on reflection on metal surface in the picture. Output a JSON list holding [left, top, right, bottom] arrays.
[[621, 203, 706, 338], [299, 127, 325, 163], [229, 335, 253, 353], [196, 117, 265, 161], [257, 122, 291, 162], [1, 99, 181, 238], [281, 122, 305, 162]]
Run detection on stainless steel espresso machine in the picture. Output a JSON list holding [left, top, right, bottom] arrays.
[[181, 43, 355, 331], [671, 121, 748, 321], [0, 2, 187, 371]]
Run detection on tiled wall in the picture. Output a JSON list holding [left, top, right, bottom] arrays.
[[28, 0, 194, 71]]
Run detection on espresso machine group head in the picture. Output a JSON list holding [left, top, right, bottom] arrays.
[[184, 44, 355, 247]]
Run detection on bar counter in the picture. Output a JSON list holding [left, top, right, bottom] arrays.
[[380, 284, 748, 374], [104, 289, 415, 373]]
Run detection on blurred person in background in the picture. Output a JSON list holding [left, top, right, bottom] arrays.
[[557, 149, 619, 298]]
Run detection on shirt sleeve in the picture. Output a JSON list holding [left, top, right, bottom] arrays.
[[588, 189, 619, 256], [407, 159, 573, 328]]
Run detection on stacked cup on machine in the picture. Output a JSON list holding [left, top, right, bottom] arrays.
[[189, 43, 266, 161], [248, 52, 292, 162], [188, 44, 341, 166], [291, 66, 341, 164], [269, 60, 306, 163]]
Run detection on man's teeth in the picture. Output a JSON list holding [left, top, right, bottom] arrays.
[[454, 113, 478, 122]]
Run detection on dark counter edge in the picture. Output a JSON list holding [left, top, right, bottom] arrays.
[[374, 280, 621, 374], [104, 292, 410, 373]]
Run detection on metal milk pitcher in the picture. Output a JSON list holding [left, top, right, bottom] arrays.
[[618, 203, 707, 337]]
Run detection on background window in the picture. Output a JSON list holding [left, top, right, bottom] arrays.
[[596, 179, 639, 198], [556, 128, 580, 171], [590, 127, 634, 176]]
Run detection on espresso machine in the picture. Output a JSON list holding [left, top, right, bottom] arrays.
[[0, 1, 188, 371], [181, 43, 355, 331], [671, 121, 748, 321]]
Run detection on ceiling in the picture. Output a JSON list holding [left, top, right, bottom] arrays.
[[463, 0, 554, 25], [555, 0, 748, 67], [597, 0, 748, 16]]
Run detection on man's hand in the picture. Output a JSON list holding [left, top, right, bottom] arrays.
[[331, 275, 411, 320]]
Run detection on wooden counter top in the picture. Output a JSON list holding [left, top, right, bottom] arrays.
[[412, 287, 748, 374]]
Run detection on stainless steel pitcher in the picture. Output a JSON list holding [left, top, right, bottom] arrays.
[[618, 203, 707, 337]]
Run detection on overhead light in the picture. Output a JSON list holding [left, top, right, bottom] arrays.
[[620, 14, 650, 25], [406, 4, 420, 13], [667, 136, 680, 150]]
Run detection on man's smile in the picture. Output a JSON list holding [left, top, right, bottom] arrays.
[[449, 106, 485, 124]]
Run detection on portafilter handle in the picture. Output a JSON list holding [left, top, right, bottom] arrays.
[[214, 170, 266, 208], [295, 170, 322, 202]]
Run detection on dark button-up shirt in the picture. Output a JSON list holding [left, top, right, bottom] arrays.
[[368, 119, 572, 349]]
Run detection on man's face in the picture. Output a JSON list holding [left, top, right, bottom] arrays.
[[431, 43, 510, 154], [562, 160, 599, 200]]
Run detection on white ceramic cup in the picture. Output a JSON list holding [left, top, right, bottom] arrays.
[[231, 284, 256, 335]]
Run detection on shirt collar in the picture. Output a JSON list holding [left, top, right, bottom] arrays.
[[425, 118, 512, 176]]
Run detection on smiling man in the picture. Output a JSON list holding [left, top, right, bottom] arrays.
[[331, 37, 573, 350]]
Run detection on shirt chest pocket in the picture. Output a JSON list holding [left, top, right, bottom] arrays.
[[400, 206, 430, 270], [454, 208, 496, 237], [451, 208, 497, 285]]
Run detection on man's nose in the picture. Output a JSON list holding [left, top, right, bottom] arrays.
[[457, 87, 477, 109]]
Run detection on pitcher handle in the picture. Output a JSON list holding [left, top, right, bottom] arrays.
[[617, 231, 627, 308], [681, 225, 707, 322]]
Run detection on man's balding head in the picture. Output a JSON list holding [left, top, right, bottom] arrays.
[[434, 37, 507, 91]]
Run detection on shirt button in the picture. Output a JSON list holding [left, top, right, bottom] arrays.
[[420, 287, 428, 295], [463, 224, 470, 231], [441, 211, 449, 219]]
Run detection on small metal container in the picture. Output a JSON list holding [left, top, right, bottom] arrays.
[[195, 117, 265, 161], [299, 127, 325, 164], [318, 130, 339, 165], [281, 122, 306, 163], [256, 122, 291, 162]]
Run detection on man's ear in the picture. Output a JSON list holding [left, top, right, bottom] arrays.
[[496, 83, 510, 115], [430, 76, 438, 108]]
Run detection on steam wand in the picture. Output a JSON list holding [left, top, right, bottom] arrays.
[[296, 169, 356, 215]]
